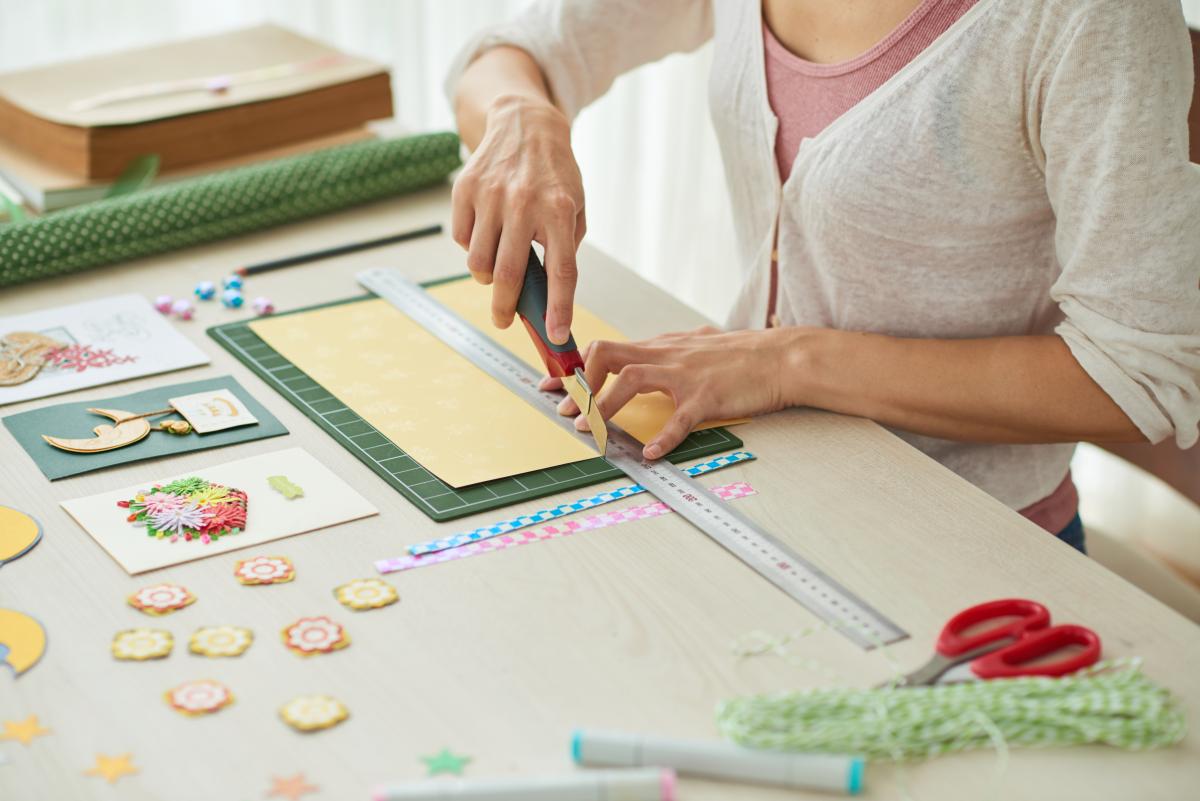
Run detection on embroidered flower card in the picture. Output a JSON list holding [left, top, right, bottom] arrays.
[[60, 447, 377, 574]]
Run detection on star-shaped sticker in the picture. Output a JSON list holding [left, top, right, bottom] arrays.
[[0, 716, 50, 746], [83, 753, 137, 784], [266, 773, 319, 800], [421, 747, 471, 776]]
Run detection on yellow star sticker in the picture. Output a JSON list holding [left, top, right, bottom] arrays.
[[83, 753, 138, 784], [0, 715, 50, 745]]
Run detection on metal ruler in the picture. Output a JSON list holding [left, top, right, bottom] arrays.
[[357, 269, 908, 650]]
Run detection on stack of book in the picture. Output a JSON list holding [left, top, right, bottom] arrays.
[[0, 24, 394, 216]]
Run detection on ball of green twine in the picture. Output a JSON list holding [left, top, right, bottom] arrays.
[[716, 659, 1186, 761]]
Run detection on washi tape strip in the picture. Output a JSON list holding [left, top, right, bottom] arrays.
[[404, 451, 755, 557], [377, 481, 757, 574]]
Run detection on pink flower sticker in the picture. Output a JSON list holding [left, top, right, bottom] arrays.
[[165, 679, 234, 716], [127, 583, 195, 616], [234, 555, 295, 586], [282, 616, 349, 656]]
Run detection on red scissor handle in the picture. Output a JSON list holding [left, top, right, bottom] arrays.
[[936, 598, 1050, 658], [970, 624, 1102, 679]]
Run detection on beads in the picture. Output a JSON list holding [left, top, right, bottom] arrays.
[[251, 297, 274, 316], [221, 288, 244, 309], [222, 274, 243, 290], [169, 299, 194, 321], [193, 280, 216, 300], [153, 294, 173, 314]]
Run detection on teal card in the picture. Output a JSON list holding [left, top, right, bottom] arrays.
[[2, 376, 287, 480]]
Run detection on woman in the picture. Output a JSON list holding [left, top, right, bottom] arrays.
[[446, 0, 1200, 552]]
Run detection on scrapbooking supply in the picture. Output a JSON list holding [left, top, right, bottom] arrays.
[[253, 297, 276, 316], [373, 769, 673, 801], [282, 616, 349, 656], [403, 451, 756, 557], [111, 628, 173, 661], [572, 729, 863, 794], [380, 480, 759, 574], [41, 406, 191, 454], [0, 133, 461, 287], [266, 773, 320, 800], [421, 748, 472, 777], [715, 659, 1187, 760], [167, 387, 259, 433], [194, 281, 216, 300], [0, 506, 42, 566], [83, 754, 137, 785], [165, 679, 234, 716], [127, 583, 195, 615], [358, 268, 906, 650], [237, 223, 444, 276], [221, 288, 245, 309], [153, 295, 174, 313], [0, 716, 50, 745], [189, 625, 254, 657], [268, 475, 304, 499], [279, 695, 348, 732], [0, 610, 46, 676], [0, 331, 65, 386], [334, 578, 398, 610], [222, 275, 243, 291], [170, 298, 194, 320], [235, 555, 295, 585], [118, 477, 248, 543]]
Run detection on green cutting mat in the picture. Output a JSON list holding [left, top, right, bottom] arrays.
[[207, 290, 742, 521]]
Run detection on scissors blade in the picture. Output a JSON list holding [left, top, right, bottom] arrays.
[[883, 641, 1006, 688]]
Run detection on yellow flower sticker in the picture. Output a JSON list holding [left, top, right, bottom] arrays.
[[333, 578, 398, 611], [279, 695, 348, 732], [189, 626, 253, 658], [112, 628, 173, 661]]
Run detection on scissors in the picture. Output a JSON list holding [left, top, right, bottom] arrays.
[[890, 598, 1102, 687]]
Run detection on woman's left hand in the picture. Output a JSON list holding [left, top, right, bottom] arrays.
[[539, 325, 807, 460]]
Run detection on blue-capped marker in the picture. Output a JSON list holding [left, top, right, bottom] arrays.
[[571, 729, 865, 795]]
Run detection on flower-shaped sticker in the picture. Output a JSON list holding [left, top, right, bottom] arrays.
[[334, 578, 399, 611], [189, 626, 253, 658], [127, 583, 195, 616], [282, 616, 349, 656], [111, 628, 173, 661], [234, 555, 295, 586], [165, 679, 234, 716], [279, 695, 348, 732]]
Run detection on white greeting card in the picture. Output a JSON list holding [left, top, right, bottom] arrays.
[[61, 447, 378, 574], [169, 388, 258, 433], [0, 294, 209, 406]]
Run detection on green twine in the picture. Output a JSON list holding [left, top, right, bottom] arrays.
[[0, 132, 461, 287], [716, 659, 1186, 761]]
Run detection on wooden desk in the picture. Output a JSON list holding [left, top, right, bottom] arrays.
[[1, 186, 1197, 801]]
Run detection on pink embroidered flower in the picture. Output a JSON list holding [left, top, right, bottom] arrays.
[[282, 616, 349, 656], [138, 491, 186, 518], [234, 556, 294, 585], [165, 679, 233, 716], [44, 344, 137, 373]]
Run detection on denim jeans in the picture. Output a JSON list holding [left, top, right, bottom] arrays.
[[1055, 513, 1087, 555]]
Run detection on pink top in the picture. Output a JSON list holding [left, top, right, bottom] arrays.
[[764, 0, 1079, 536]]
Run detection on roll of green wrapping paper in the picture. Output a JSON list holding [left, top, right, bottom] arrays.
[[0, 132, 461, 287]]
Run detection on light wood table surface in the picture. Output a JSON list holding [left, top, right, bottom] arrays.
[[2, 185, 1198, 801]]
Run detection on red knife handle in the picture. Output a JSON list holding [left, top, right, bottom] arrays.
[[516, 247, 585, 378]]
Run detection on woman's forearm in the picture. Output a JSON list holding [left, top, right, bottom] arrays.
[[453, 46, 557, 150], [789, 330, 1146, 443]]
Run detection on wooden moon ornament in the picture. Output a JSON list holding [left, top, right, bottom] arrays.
[[42, 408, 152, 453]]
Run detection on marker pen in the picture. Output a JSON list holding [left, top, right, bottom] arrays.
[[572, 729, 864, 795], [371, 767, 674, 801]]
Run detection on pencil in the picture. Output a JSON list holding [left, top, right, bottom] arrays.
[[236, 223, 443, 276]]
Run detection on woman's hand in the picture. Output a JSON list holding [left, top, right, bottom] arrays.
[[450, 92, 586, 345], [541, 326, 808, 459]]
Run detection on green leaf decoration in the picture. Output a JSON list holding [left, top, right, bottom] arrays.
[[104, 154, 160, 199], [268, 475, 304, 500]]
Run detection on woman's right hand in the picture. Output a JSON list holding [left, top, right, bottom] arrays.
[[450, 94, 586, 345]]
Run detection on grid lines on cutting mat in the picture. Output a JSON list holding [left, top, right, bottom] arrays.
[[207, 295, 742, 522]]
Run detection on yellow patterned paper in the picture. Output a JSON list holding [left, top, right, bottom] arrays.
[[249, 278, 731, 488]]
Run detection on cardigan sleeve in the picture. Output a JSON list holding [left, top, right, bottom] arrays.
[[1035, 0, 1200, 448], [444, 0, 714, 122]]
